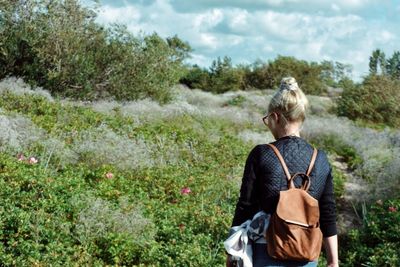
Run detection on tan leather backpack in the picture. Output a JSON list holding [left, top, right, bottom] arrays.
[[265, 143, 323, 262]]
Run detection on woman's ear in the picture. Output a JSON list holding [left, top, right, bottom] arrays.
[[272, 112, 279, 124]]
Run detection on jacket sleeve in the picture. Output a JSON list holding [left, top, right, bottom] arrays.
[[231, 146, 260, 227], [319, 165, 338, 237]]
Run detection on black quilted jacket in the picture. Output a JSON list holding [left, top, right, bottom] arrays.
[[231, 135, 337, 238]]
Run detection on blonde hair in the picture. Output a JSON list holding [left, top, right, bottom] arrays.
[[267, 77, 309, 124]]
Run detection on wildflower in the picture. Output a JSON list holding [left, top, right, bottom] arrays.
[[17, 153, 25, 161], [180, 187, 191, 195], [388, 206, 397, 212], [105, 172, 114, 179], [28, 156, 38, 164]]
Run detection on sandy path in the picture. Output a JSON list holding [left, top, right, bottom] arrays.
[[330, 155, 369, 234]]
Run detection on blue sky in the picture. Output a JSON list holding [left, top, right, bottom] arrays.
[[90, 0, 400, 81]]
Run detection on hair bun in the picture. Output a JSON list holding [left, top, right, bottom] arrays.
[[280, 77, 299, 91]]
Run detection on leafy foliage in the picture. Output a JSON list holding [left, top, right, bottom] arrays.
[[181, 55, 350, 95], [0, 41, 399, 265], [0, 0, 189, 103], [337, 75, 400, 127], [340, 199, 400, 266]]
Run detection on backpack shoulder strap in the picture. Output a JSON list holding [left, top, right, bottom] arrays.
[[267, 144, 318, 180], [306, 148, 318, 176], [267, 143, 291, 181]]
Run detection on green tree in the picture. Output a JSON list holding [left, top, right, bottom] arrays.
[[242, 59, 273, 90], [386, 51, 400, 79], [266, 55, 327, 94], [369, 49, 386, 75], [337, 74, 400, 127], [208, 56, 244, 93], [320, 60, 353, 87], [179, 65, 210, 89], [166, 35, 193, 63], [0, 0, 190, 103]]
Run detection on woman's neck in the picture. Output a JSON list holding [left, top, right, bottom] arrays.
[[276, 132, 300, 139], [276, 127, 301, 139]]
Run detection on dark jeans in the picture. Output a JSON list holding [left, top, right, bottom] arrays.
[[253, 243, 318, 267]]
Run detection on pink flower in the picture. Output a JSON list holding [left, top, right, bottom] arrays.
[[180, 187, 191, 195], [28, 156, 38, 164], [17, 153, 25, 161], [105, 172, 114, 179], [388, 206, 397, 212]]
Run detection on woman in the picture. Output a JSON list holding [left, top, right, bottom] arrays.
[[226, 77, 339, 267]]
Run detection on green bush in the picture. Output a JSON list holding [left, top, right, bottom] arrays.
[[340, 199, 400, 266], [337, 75, 400, 127], [263, 56, 328, 95], [0, 85, 256, 265], [181, 55, 345, 95], [224, 95, 247, 107], [208, 56, 245, 93], [310, 134, 363, 170], [179, 65, 210, 90], [0, 0, 189, 103]]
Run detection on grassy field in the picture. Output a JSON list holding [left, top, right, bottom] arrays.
[[0, 77, 398, 266]]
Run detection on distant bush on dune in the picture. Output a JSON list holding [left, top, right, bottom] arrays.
[[338, 75, 400, 127], [0, 0, 190, 103], [181, 56, 352, 95]]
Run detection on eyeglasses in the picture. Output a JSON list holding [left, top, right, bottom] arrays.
[[262, 112, 275, 126]]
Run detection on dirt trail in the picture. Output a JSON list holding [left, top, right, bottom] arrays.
[[330, 155, 369, 234]]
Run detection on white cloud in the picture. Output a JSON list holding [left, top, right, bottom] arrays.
[[189, 53, 211, 67], [262, 45, 274, 53], [169, 0, 380, 13], [98, 5, 141, 24], [380, 30, 395, 42], [331, 4, 341, 12], [198, 33, 218, 50], [94, 0, 400, 81], [225, 9, 249, 33], [193, 9, 224, 30], [335, 0, 371, 8]]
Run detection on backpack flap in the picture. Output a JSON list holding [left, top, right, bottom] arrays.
[[276, 188, 320, 227]]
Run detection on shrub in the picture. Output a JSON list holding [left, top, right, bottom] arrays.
[[208, 56, 245, 93], [0, 0, 188, 103], [302, 115, 400, 200], [340, 199, 400, 266], [179, 65, 210, 90], [337, 75, 400, 127], [181, 56, 246, 93], [0, 113, 44, 153], [264, 55, 328, 95], [73, 196, 156, 265], [0, 77, 54, 101], [182, 56, 338, 95]]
